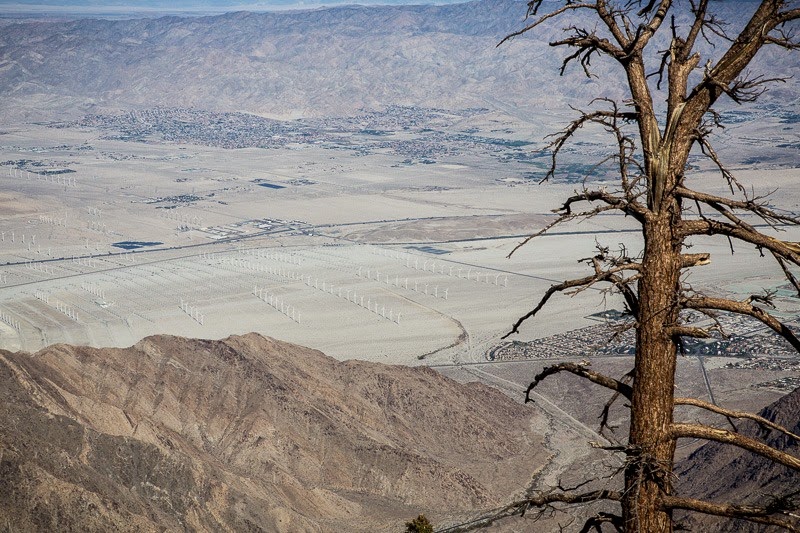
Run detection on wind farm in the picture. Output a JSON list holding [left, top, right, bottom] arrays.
[[2, 110, 799, 375], [0, 117, 573, 363]]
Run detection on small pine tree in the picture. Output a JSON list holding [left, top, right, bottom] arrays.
[[405, 514, 434, 533]]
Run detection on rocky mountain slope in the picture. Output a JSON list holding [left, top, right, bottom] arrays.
[[0, 333, 548, 531], [675, 387, 800, 532]]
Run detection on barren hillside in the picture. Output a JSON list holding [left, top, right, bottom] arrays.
[[0, 333, 549, 531], [675, 387, 800, 532]]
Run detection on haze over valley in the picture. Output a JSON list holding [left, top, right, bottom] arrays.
[[1, 0, 799, 530]]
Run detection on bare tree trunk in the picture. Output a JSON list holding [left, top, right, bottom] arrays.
[[624, 210, 681, 533], [495, 3, 800, 530]]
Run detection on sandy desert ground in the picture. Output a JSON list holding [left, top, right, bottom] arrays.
[[0, 111, 798, 386]]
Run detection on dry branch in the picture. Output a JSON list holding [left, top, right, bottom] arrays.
[[524, 362, 633, 402], [503, 257, 640, 337], [679, 218, 800, 264], [497, 3, 596, 47], [441, 489, 624, 532], [671, 423, 800, 470], [682, 295, 800, 352], [661, 495, 800, 532], [676, 186, 800, 227], [773, 251, 800, 297], [674, 397, 800, 442]]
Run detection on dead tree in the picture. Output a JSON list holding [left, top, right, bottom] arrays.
[[491, 1, 800, 532]]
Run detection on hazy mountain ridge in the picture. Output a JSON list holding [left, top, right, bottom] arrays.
[[1, 0, 796, 122], [0, 0, 539, 117], [0, 333, 549, 531], [0, 2, 604, 118]]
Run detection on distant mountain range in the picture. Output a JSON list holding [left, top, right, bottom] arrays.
[[0, 0, 542, 118], [2, 0, 795, 120], [0, 0, 800, 122], [0, 0, 462, 10]]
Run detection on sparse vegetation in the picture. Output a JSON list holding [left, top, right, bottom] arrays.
[[405, 514, 435, 533]]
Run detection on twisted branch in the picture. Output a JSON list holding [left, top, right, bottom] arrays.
[[524, 362, 633, 403], [440, 489, 624, 532], [504, 255, 640, 337], [682, 295, 800, 352], [679, 218, 800, 264], [507, 187, 646, 258], [676, 186, 800, 228], [540, 105, 639, 184], [497, 3, 597, 47]]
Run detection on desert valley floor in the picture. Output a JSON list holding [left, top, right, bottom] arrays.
[[1, 106, 799, 421]]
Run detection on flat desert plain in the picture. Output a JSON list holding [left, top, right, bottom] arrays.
[[0, 109, 798, 405]]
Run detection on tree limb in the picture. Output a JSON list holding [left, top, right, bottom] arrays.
[[578, 511, 624, 533], [777, 7, 800, 25], [540, 106, 639, 184], [524, 362, 633, 403], [694, 132, 748, 194], [680, 252, 710, 268], [674, 397, 800, 442], [507, 187, 646, 258], [680, 0, 710, 59], [439, 489, 623, 532], [676, 186, 800, 227], [503, 259, 640, 337], [631, 0, 672, 53], [497, 3, 597, 47], [560, 189, 646, 220], [679, 218, 800, 264], [682, 295, 800, 352], [773, 251, 800, 297], [661, 495, 800, 532], [671, 423, 800, 470], [666, 325, 713, 338]]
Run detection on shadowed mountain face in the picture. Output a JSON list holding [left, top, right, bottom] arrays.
[[675, 387, 800, 532], [0, 333, 547, 531]]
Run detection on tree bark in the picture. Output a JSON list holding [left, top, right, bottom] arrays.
[[623, 209, 682, 533]]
